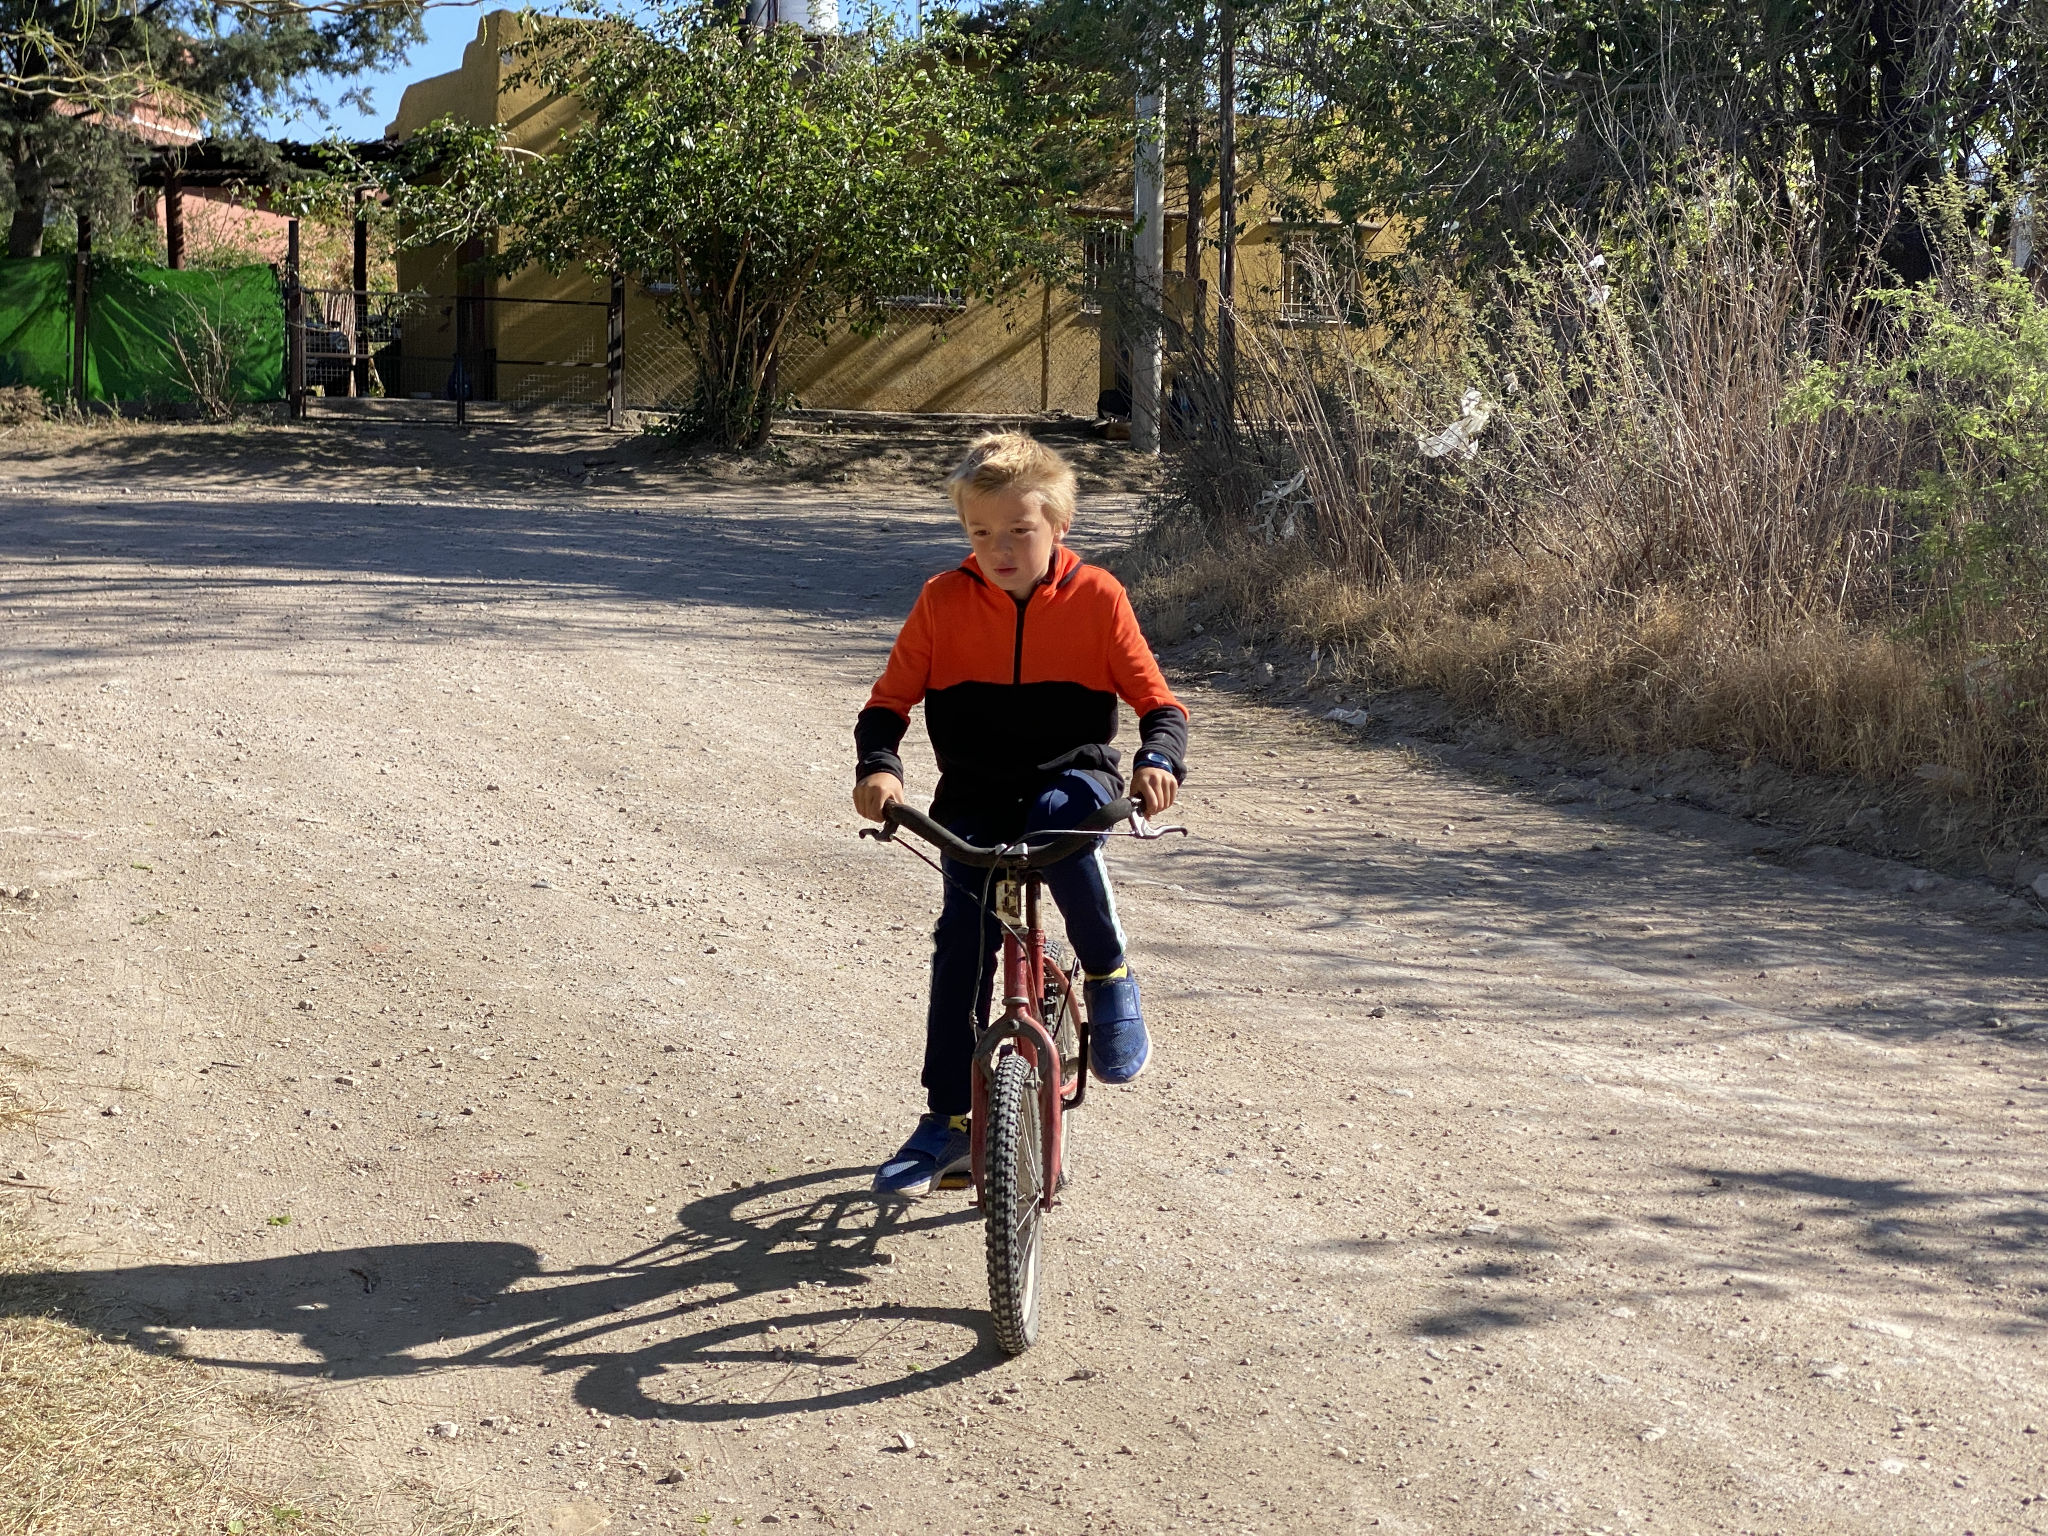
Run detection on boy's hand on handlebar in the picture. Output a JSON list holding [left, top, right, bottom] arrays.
[[1132, 765, 1177, 817], [854, 771, 906, 823]]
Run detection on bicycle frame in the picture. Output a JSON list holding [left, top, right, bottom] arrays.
[[858, 793, 1185, 1223], [966, 872, 1082, 1214]]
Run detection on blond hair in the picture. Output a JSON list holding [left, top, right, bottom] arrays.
[[946, 431, 1077, 534]]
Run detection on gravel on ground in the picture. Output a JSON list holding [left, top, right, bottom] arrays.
[[0, 421, 2043, 1536]]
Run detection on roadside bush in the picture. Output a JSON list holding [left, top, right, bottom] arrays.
[[1137, 174, 2048, 847], [0, 384, 49, 424], [168, 292, 267, 421]]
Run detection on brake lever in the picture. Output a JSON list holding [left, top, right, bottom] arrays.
[[1128, 811, 1190, 841], [858, 825, 895, 842]]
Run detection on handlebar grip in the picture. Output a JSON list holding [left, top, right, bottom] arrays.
[[879, 802, 989, 863], [1080, 796, 1137, 831]]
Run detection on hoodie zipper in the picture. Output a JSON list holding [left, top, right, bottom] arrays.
[[1011, 589, 1029, 685]]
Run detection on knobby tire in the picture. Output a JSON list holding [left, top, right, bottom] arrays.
[[984, 1050, 1045, 1355]]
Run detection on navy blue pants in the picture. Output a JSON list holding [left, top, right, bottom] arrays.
[[923, 770, 1128, 1116]]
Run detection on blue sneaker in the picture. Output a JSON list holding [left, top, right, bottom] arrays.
[[1084, 965, 1150, 1083], [873, 1113, 972, 1196]]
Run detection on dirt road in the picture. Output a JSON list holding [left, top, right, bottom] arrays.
[[2, 424, 2044, 1536]]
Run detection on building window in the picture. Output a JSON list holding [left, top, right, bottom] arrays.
[[1279, 236, 1352, 326], [1078, 222, 1130, 315]]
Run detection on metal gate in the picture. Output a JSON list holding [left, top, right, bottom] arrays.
[[286, 266, 627, 425]]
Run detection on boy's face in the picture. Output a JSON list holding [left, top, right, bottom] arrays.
[[960, 486, 1062, 599]]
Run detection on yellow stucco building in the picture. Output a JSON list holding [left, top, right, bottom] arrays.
[[383, 11, 1382, 416]]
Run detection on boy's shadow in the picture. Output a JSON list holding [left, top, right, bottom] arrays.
[[1, 1169, 994, 1421]]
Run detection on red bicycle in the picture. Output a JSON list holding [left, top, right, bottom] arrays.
[[863, 796, 1179, 1354]]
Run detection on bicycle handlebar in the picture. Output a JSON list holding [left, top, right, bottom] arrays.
[[864, 797, 1138, 868]]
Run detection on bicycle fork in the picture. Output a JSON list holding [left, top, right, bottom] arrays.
[[968, 874, 1066, 1213]]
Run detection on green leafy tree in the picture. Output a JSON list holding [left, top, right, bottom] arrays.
[[1793, 190, 2048, 634], [1, 0, 423, 258], [387, 1, 1107, 447], [1222, 0, 2048, 282]]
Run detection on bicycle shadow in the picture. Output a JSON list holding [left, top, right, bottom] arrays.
[[1, 1169, 997, 1421]]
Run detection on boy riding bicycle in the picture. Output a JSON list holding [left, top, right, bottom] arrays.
[[853, 432, 1189, 1196]]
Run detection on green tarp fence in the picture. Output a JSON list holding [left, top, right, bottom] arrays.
[[0, 256, 283, 406]]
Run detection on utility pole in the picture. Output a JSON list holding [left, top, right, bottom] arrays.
[[1132, 87, 1166, 456], [1185, 3, 1207, 360], [1216, 0, 1237, 419]]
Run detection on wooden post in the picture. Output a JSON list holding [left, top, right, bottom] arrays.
[[454, 290, 469, 427], [70, 212, 91, 409], [352, 191, 370, 398], [1216, 0, 1237, 420], [607, 271, 625, 429], [164, 172, 184, 270], [286, 218, 305, 419]]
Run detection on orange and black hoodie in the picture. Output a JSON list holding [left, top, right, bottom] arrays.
[[855, 545, 1189, 824]]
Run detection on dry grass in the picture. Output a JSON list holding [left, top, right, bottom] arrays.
[[0, 1210, 306, 1536], [1147, 191, 2048, 848], [0, 1050, 58, 1139], [0, 388, 49, 427], [0, 1082, 510, 1536], [1132, 530, 1955, 781]]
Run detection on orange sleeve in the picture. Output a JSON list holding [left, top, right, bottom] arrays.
[[854, 583, 940, 782], [1106, 586, 1185, 719], [865, 583, 936, 719]]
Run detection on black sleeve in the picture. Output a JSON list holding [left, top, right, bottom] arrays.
[[854, 705, 910, 782], [1137, 704, 1189, 780]]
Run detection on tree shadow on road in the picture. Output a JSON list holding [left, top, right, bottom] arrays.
[[0, 1168, 1000, 1422], [1362, 1160, 2048, 1344], [0, 449, 1152, 663], [1141, 815, 2048, 1060]]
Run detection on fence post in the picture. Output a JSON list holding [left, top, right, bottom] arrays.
[[607, 271, 625, 429], [286, 218, 305, 419], [453, 292, 469, 427], [70, 213, 91, 410], [165, 171, 185, 270], [352, 191, 371, 398]]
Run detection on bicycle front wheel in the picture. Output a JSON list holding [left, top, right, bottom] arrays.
[[983, 1050, 1047, 1355]]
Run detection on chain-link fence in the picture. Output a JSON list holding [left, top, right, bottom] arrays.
[[615, 296, 1080, 416], [288, 284, 1101, 420]]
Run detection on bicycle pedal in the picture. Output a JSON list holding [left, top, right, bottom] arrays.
[[936, 1168, 973, 1191]]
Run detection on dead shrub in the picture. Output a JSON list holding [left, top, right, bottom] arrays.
[[0, 386, 50, 426], [1142, 174, 2048, 845]]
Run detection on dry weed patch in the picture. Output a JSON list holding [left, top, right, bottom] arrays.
[[1124, 531, 2003, 836], [1146, 182, 2048, 851], [0, 1209, 294, 1535], [0, 1077, 56, 1138], [0, 1104, 506, 1536]]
